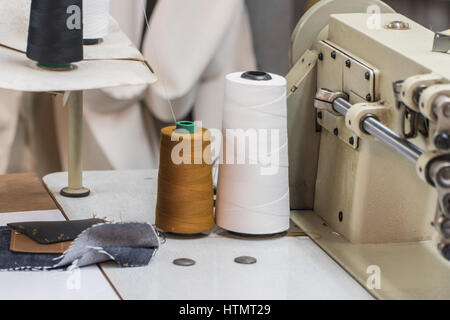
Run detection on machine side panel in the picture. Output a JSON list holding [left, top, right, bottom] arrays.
[[287, 50, 320, 209], [314, 15, 439, 243]]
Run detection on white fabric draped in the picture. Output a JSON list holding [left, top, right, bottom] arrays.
[[82, 0, 256, 170]]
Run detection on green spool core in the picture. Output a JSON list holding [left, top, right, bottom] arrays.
[[38, 62, 71, 69], [176, 121, 196, 134]]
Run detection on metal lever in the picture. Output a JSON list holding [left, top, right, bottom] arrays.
[[314, 89, 423, 163], [433, 32, 450, 53]]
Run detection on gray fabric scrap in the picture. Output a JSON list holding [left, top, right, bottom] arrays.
[[0, 222, 160, 271], [53, 222, 160, 268]]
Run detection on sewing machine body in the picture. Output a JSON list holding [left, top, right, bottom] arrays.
[[314, 13, 441, 243], [288, 4, 450, 299]]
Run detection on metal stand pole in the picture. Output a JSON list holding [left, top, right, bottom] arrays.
[[60, 90, 90, 198]]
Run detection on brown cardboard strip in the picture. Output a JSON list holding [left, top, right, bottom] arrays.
[[10, 231, 72, 254]]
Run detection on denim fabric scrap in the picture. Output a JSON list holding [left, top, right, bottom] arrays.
[[0, 222, 160, 271], [52, 222, 160, 268], [0, 227, 59, 271]]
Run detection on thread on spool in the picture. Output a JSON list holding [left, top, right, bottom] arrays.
[[216, 71, 290, 235], [156, 123, 215, 234], [27, 0, 84, 68], [83, 0, 110, 44]]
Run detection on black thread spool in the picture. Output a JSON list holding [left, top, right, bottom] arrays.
[[26, 0, 84, 70]]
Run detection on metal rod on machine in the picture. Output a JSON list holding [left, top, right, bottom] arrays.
[[332, 94, 450, 261], [332, 97, 423, 163]]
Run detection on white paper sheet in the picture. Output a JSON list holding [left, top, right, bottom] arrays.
[[0, 210, 119, 300]]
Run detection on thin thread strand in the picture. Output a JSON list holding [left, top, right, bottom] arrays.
[[141, 0, 177, 124]]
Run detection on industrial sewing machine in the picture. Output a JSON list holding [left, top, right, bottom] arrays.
[[287, 0, 450, 299], [2, 0, 448, 301]]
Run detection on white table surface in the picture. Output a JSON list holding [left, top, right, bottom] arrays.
[[43, 170, 373, 300]]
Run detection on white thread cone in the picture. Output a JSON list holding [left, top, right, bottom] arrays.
[[216, 72, 290, 235], [83, 0, 110, 40]]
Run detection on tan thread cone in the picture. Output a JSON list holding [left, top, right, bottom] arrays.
[[155, 126, 215, 234]]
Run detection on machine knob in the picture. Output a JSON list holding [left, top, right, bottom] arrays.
[[439, 216, 450, 237], [439, 242, 450, 261], [434, 132, 450, 150]]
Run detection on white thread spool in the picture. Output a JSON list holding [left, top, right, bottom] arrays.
[[216, 71, 290, 235], [83, 0, 110, 44]]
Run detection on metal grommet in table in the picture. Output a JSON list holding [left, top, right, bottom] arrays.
[[173, 258, 196, 267], [234, 256, 257, 265]]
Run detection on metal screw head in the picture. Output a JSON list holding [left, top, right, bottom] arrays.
[[366, 94, 372, 102], [173, 258, 196, 267], [331, 51, 336, 59], [333, 128, 339, 136], [318, 52, 323, 60], [434, 132, 450, 150], [385, 20, 410, 30], [365, 72, 370, 80], [234, 256, 257, 265], [345, 60, 351, 68], [349, 137, 354, 145]]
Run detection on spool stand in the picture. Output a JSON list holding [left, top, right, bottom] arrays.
[[31, 63, 90, 198], [60, 90, 90, 198], [0, 4, 156, 199]]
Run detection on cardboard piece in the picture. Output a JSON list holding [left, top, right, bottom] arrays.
[[10, 231, 72, 254]]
